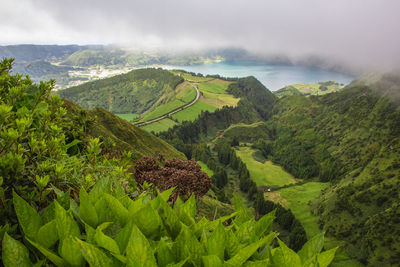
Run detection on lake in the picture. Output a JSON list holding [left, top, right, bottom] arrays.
[[165, 62, 354, 91]]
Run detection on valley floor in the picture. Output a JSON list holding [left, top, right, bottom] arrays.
[[233, 145, 364, 266]]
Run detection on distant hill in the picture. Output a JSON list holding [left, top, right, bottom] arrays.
[[0, 44, 88, 62], [64, 99, 185, 161], [274, 80, 345, 98], [158, 73, 400, 266], [58, 68, 184, 114], [269, 74, 400, 265]]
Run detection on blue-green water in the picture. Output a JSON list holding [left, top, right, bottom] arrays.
[[165, 62, 354, 91]]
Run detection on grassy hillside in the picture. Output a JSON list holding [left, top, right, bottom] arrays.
[[58, 68, 183, 114], [138, 72, 240, 133], [217, 121, 273, 143], [235, 146, 296, 187], [64, 100, 185, 161], [274, 80, 345, 98], [268, 73, 400, 265]]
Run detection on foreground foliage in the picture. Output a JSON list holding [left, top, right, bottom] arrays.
[[3, 178, 337, 266]]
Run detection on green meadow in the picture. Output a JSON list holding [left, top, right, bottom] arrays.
[[171, 100, 218, 122], [198, 81, 229, 94], [197, 161, 214, 177], [235, 146, 296, 187], [141, 118, 177, 133], [115, 113, 139, 121], [278, 182, 330, 238]]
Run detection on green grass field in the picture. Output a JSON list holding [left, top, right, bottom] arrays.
[[171, 100, 218, 122], [140, 85, 197, 122], [278, 182, 330, 238], [115, 113, 139, 121], [198, 81, 229, 94], [201, 91, 239, 108], [140, 99, 187, 121], [235, 146, 296, 187], [276, 182, 364, 267], [141, 118, 177, 133], [197, 161, 214, 177], [169, 70, 213, 83]]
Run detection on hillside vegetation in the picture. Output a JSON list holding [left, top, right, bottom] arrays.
[[274, 81, 344, 98], [0, 58, 341, 266], [158, 72, 400, 266], [141, 71, 241, 133], [58, 68, 184, 114], [267, 74, 400, 265]]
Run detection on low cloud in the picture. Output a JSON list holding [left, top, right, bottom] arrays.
[[1, 0, 400, 70]]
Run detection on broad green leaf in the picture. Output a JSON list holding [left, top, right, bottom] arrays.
[[226, 232, 275, 266], [94, 198, 110, 224], [36, 220, 58, 248], [126, 224, 157, 267], [158, 187, 175, 202], [2, 233, 32, 267], [233, 194, 250, 225], [173, 196, 184, 212], [178, 194, 196, 226], [225, 229, 240, 259], [57, 189, 72, 210], [127, 195, 144, 215], [157, 239, 175, 267], [166, 258, 188, 267], [60, 236, 85, 267], [94, 228, 120, 254], [317, 247, 338, 267], [158, 198, 182, 239], [202, 255, 223, 267], [111, 253, 127, 264], [70, 199, 84, 224], [119, 195, 134, 209], [103, 194, 128, 226], [110, 177, 125, 199], [193, 217, 209, 238], [235, 220, 254, 244], [54, 201, 80, 241], [243, 259, 272, 266], [302, 255, 318, 267], [298, 232, 324, 263], [206, 212, 238, 231], [271, 239, 302, 267], [13, 191, 42, 240], [253, 210, 275, 240], [114, 220, 134, 254], [132, 202, 162, 238], [75, 239, 116, 267], [26, 237, 68, 267], [206, 223, 226, 261], [85, 224, 96, 244], [41, 202, 55, 224], [88, 178, 111, 204], [79, 187, 98, 228], [173, 225, 204, 266]]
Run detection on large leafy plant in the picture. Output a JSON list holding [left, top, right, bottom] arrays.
[[3, 177, 337, 266], [0, 58, 133, 225]]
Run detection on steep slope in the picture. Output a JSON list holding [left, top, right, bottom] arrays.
[[63, 100, 186, 161], [268, 73, 400, 266], [58, 68, 183, 114], [158, 76, 277, 145]]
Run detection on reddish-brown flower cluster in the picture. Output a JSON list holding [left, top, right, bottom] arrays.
[[134, 157, 211, 199]]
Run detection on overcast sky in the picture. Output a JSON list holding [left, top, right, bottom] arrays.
[[1, 0, 399, 69]]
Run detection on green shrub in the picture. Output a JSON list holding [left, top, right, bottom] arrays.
[[4, 179, 337, 266]]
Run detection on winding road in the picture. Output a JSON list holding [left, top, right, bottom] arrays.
[[135, 83, 200, 127]]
